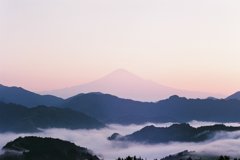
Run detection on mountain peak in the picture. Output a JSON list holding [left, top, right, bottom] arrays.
[[111, 68, 131, 74], [105, 69, 140, 79], [169, 95, 180, 99], [96, 69, 144, 85]]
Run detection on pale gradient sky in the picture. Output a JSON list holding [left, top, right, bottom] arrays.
[[0, 0, 240, 96]]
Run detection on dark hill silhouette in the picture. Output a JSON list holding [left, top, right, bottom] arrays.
[[0, 102, 104, 133], [154, 95, 240, 122], [109, 123, 240, 144], [62, 93, 240, 124], [226, 91, 240, 100], [0, 84, 63, 107], [0, 136, 100, 160], [2, 83, 240, 125], [61, 92, 156, 124]]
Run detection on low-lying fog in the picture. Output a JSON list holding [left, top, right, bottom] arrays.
[[1, 121, 240, 160]]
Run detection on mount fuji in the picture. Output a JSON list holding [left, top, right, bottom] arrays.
[[43, 69, 219, 101]]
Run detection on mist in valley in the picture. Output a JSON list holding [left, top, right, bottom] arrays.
[[1, 121, 240, 160]]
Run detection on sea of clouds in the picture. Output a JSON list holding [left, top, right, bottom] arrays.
[[1, 121, 240, 160]]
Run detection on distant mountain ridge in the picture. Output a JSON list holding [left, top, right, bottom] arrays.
[[2, 83, 240, 125], [0, 84, 63, 107], [61, 92, 154, 124], [0, 102, 104, 133], [62, 93, 240, 124], [108, 123, 240, 144], [43, 69, 218, 101]]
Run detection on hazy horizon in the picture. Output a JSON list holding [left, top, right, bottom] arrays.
[[40, 69, 226, 100], [1, 68, 226, 101], [1, 0, 240, 97]]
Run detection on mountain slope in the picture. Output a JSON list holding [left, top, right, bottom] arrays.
[[109, 123, 240, 144], [0, 102, 105, 133], [0, 84, 63, 107], [61, 92, 157, 124], [226, 91, 240, 100], [44, 69, 216, 101], [62, 93, 240, 124], [0, 136, 100, 160]]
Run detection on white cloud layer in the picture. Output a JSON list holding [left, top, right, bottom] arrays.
[[1, 121, 240, 160]]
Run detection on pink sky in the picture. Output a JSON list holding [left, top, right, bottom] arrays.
[[1, 0, 240, 97]]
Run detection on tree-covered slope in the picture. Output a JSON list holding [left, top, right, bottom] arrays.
[[0, 102, 105, 133], [0, 136, 100, 160]]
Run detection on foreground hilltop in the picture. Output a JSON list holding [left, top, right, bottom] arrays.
[[0, 136, 100, 160]]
